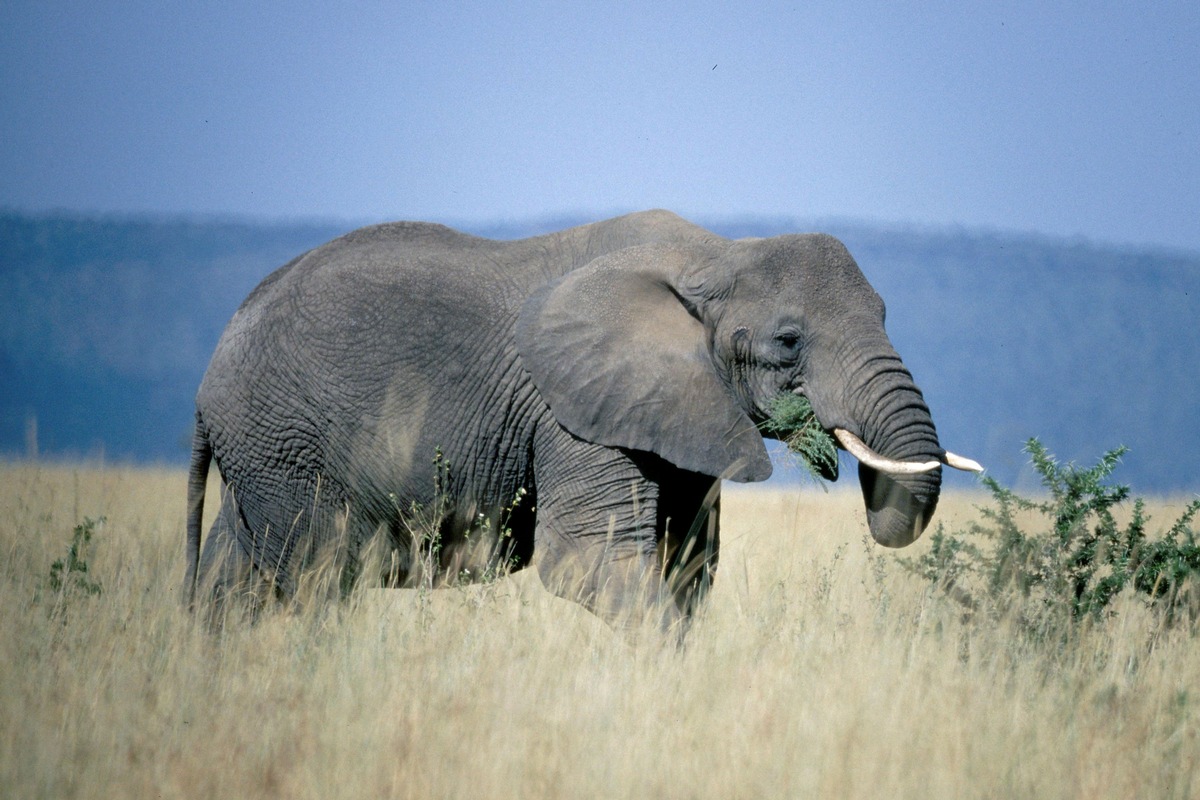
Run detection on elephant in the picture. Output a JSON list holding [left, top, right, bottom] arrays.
[[184, 210, 979, 630]]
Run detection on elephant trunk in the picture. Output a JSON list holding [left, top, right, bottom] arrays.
[[855, 354, 941, 547], [812, 341, 942, 548], [858, 458, 941, 548]]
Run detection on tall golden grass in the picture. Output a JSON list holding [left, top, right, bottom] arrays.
[[2, 462, 1196, 798]]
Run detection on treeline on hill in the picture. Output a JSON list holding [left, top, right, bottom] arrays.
[[1, 210, 1197, 493]]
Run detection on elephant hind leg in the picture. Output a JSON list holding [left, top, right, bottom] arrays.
[[192, 485, 278, 626], [183, 414, 211, 609], [286, 504, 386, 607]]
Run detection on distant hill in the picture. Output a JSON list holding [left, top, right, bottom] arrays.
[[0, 213, 347, 460], [2, 210, 1197, 494]]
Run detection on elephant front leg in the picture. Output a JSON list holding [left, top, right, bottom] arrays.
[[654, 471, 721, 620], [532, 430, 679, 631]]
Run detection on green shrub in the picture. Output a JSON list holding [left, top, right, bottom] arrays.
[[39, 516, 105, 624], [47, 516, 104, 598], [903, 439, 1200, 634]]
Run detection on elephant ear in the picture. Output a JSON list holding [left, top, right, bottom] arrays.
[[516, 244, 772, 482]]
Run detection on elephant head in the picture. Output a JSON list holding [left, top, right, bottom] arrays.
[[517, 233, 979, 548]]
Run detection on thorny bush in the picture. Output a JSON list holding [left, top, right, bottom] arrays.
[[903, 439, 1200, 637]]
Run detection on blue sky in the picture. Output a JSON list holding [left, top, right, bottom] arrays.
[[2, 2, 1198, 250]]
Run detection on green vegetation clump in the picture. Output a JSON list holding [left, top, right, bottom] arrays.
[[761, 393, 839, 481], [47, 516, 104, 598], [904, 439, 1200, 635], [39, 516, 105, 623]]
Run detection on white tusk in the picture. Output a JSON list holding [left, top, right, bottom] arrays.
[[832, 429, 941, 475], [942, 451, 984, 473]]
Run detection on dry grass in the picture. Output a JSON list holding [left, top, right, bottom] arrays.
[[2, 462, 1197, 798]]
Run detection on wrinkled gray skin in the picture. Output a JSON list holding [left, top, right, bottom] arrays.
[[186, 210, 944, 629]]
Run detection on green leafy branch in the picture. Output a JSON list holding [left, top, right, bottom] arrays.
[[760, 393, 839, 482], [903, 439, 1200, 635], [40, 516, 105, 624]]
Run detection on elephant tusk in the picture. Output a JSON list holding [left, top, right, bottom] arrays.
[[832, 429, 942, 475], [942, 450, 984, 473]]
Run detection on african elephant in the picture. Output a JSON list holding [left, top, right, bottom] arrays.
[[185, 210, 978, 629]]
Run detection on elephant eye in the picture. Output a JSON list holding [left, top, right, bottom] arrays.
[[774, 330, 801, 349], [772, 328, 804, 364]]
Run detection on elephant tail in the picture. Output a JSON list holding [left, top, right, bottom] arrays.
[[184, 412, 212, 610]]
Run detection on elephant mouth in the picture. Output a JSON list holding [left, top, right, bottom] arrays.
[[759, 390, 840, 481]]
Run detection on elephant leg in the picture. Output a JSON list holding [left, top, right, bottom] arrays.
[[532, 424, 677, 631], [194, 484, 275, 624], [653, 468, 721, 620], [228, 472, 366, 602], [287, 501, 376, 604]]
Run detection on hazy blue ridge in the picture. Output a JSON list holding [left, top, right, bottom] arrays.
[[2, 211, 1197, 494], [0, 211, 351, 461]]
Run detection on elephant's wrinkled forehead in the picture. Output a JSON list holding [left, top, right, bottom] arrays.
[[730, 234, 882, 310]]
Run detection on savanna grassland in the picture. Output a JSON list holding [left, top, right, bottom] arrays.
[[2, 462, 1197, 799]]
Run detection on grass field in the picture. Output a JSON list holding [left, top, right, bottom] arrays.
[[2, 462, 1197, 798]]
